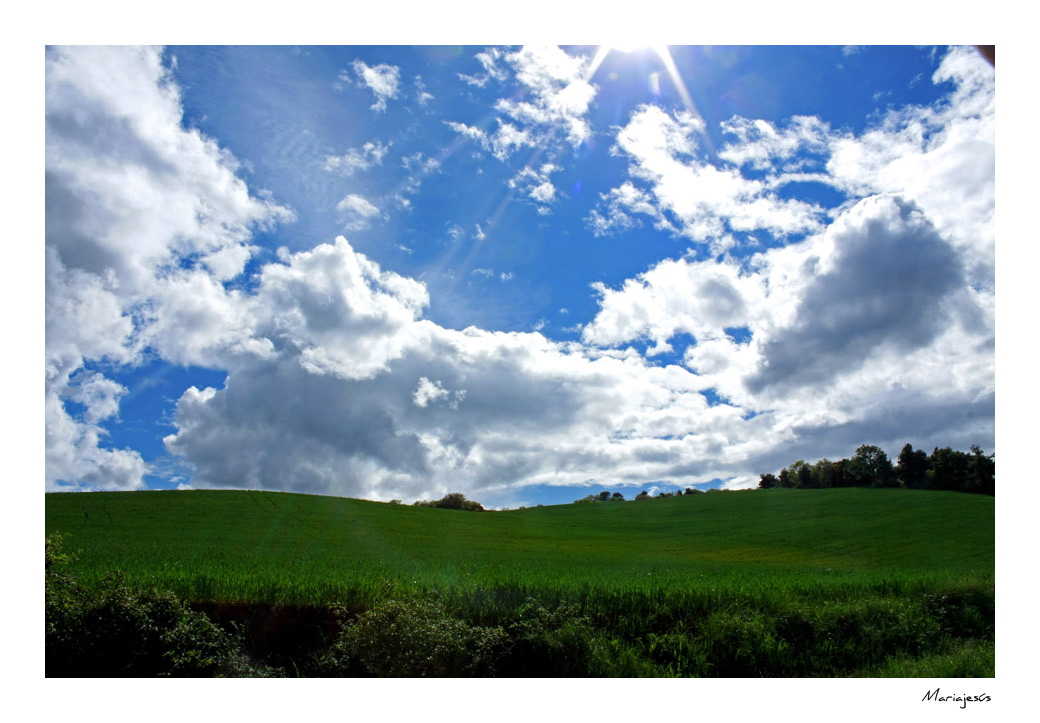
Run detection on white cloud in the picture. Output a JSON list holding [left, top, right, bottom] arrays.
[[250, 236, 429, 381], [825, 46, 994, 289], [497, 46, 597, 149], [47, 45, 994, 504], [458, 48, 508, 88], [508, 163, 560, 213], [448, 45, 596, 185], [414, 76, 433, 106], [336, 193, 382, 230], [593, 104, 825, 242], [158, 211, 990, 502], [413, 377, 450, 407], [324, 140, 391, 175], [445, 120, 489, 146], [719, 115, 831, 172], [348, 60, 401, 112], [45, 45, 292, 489]]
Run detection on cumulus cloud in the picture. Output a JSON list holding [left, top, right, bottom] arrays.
[[508, 163, 559, 213], [592, 104, 826, 243], [719, 115, 831, 173], [495, 46, 597, 149], [45, 45, 292, 489], [746, 196, 965, 393], [336, 194, 382, 230], [825, 46, 994, 289], [157, 193, 989, 502], [47, 45, 993, 504], [347, 60, 401, 112], [583, 252, 762, 354]]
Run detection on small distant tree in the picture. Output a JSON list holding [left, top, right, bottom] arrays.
[[415, 492, 485, 511], [635, 490, 650, 500], [777, 468, 794, 488], [598, 491, 611, 502], [610, 492, 625, 501], [758, 473, 778, 489]]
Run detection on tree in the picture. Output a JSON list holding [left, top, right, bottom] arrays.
[[811, 458, 835, 489], [415, 492, 484, 511], [896, 443, 929, 489], [758, 473, 779, 489], [635, 490, 650, 500], [598, 491, 611, 501], [777, 468, 794, 488], [789, 460, 815, 489], [851, 445, 896, 487], [928, 447, 970, 492], [968, 445, 995, 495], [610, 492, 625, 501]]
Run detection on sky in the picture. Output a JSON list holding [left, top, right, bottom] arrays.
[[44, 43, 996, 509]]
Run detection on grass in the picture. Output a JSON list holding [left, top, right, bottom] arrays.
[[44, 487, 994, 676]]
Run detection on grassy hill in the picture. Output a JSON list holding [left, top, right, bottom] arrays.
[[44, 487, 994, 676], [45, 487, 992, 604]]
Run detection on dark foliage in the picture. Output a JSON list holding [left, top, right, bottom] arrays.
[[759, 443, 993, 495], [412, 492, 484, 511], [313, 595, 507, 677], [45, 536, 275, 677]]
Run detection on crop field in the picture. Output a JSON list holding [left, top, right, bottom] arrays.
[[44, 488, 995, 677]]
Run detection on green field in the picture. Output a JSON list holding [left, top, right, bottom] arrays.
[[44, 487, 995, 677]]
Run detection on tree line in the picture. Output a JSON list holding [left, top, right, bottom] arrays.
[[757, 444, 994, 495]]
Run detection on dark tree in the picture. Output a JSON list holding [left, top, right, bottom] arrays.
[[598, 491, 611, 501], [789, 460, 815, 489], [851, 445, 896, 487], [758, 473, 779, 489], [610, 492, 625, 501], [811, 458, 836, 488], [968, 446, 995, 495], [928, 447, 970, 492], [777, 467, 794, 488], [415, 492, 485, 511], [897, 443, 930, 489]]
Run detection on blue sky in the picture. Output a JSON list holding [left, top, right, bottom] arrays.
[[44, 44, 996, 509]]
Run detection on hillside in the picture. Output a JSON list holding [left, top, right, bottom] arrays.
[[45, 487, 993, 605]]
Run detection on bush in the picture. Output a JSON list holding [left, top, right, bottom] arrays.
[[496, 599, 607, 677], [315, 595, 507, 677], [413, 492, 484, 511], [45, 535, 272, 677]]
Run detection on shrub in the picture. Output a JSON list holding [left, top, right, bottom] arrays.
[[496, 598, 607, 677], [315, 595, 507, 677], [413, 492, 484, 511], [45, 535, 272, 677]]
